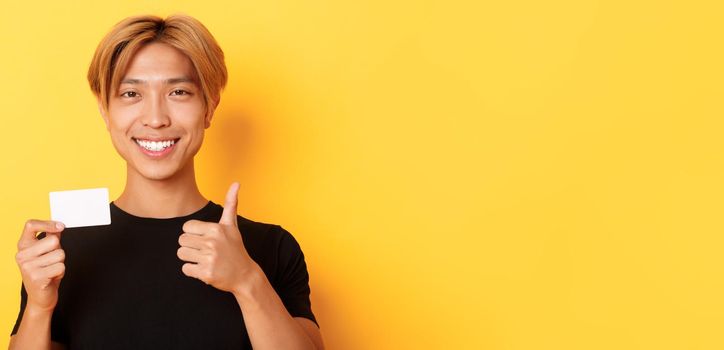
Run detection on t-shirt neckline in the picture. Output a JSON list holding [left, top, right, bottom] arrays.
[[109, 200, 219, 224]]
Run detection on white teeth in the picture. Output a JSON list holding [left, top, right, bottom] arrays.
[[135, 139, 176, 152]]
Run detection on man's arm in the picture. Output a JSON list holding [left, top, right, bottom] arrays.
[[234, 266, 325, 350], [295, 317, 325, 350], [8, 306, 64, 350], [177, 183, 324, 349], [10, 220, 67, 350]]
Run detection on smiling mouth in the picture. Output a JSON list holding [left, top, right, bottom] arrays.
[[132, 137, 181, 152]]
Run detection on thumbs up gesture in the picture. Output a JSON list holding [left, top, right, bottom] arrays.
[[177, 182, 258, 293], [15, 220, 66, 312]]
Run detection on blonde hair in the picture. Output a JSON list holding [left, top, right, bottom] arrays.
[[87, 14, 227, 119]]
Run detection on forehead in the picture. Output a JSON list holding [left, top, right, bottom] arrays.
[[122, 42, 196, 81]]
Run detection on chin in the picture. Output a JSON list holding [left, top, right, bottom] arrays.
[[139, 168, 178, 181], [127, 159, 187, 181]]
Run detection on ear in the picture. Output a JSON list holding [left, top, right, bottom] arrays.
[[97, 97, 110, 131], [204, 96, 220, 129]]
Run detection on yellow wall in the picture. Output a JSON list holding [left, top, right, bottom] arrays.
[[1, 0, 723, 349]]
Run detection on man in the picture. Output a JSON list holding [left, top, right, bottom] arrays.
[[10, 14, 324, 350]]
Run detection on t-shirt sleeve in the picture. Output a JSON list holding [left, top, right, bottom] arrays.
[[272, 225, 319, 328], [10, 282, 28, 336]]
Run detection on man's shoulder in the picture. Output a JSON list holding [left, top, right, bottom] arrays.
[[237, 214, 277, 232], [235, 215, 301, 254], [236, 215, 289, 242]]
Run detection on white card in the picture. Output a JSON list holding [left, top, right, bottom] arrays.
[[49, 188, 111, 228]]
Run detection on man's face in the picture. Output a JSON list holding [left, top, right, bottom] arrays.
[[100, 42, 210, 181]]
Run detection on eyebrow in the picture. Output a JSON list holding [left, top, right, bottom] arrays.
[[120, 77, 196, 85]]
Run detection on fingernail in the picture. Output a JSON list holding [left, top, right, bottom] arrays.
[[56, 222, 65, 230]]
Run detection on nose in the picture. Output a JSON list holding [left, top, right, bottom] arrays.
[[140, 93, 171, 128]]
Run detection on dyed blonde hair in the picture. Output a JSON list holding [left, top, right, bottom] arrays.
[[87, 14, 227, 119]]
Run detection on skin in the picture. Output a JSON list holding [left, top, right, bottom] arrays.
[[10, 42, 324, 350]]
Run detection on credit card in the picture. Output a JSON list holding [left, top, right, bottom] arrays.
[[49, 188, 111, 228]]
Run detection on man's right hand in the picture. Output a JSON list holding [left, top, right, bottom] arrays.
[[15, 220, 66, 312]]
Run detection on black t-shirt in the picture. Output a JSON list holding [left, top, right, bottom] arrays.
[[11, 201, 318, 349]]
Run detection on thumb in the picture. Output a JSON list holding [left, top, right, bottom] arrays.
[[220, 182, 240, 226]]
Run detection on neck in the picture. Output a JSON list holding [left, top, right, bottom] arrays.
[[114, 159, 208, 218]]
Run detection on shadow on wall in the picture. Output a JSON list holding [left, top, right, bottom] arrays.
[[199, 75, 351, 347], [201, 105, 256, 186]]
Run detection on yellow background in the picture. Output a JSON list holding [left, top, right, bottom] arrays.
[[1, 0, 723, 349]]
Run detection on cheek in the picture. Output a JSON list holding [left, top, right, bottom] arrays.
[[106, 113, 137, 152], [107, 106, 138, 132], [171, 99, 205, 116], [171, 103, 207, 130]]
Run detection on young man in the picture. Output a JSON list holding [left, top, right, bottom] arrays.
[[9, 14, 324, 350]]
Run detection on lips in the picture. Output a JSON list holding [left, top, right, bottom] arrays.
[[132, 137, 181, 156]]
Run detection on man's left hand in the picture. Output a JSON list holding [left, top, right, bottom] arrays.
[[177, 182, 258, 293]]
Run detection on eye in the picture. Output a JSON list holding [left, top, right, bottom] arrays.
[[171, 89, 190, 96], [121, 91, 138, 98]]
